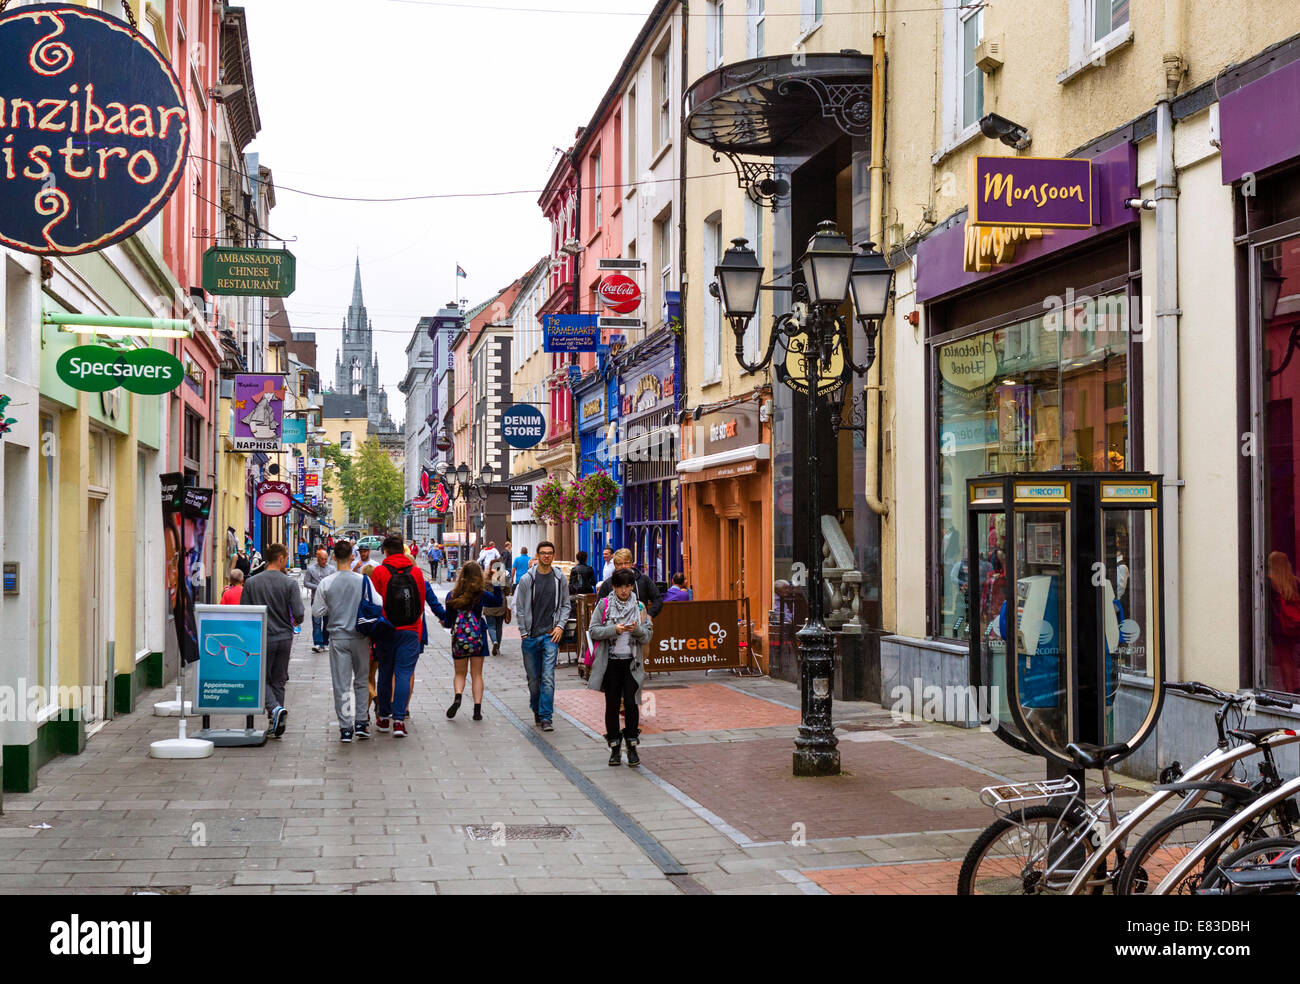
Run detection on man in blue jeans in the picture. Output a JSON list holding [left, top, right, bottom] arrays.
[[512, 540, 569, 731], [371, 535, 429, 738]]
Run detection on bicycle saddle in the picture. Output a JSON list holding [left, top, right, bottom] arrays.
[[1066, 741, 1130, 769], [1228, 726, 1298, 746]]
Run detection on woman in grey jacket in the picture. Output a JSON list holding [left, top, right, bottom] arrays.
[[587, 568, 653, 766]]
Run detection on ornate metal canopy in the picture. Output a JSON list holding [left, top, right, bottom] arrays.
[[685, 53, 873, 210]]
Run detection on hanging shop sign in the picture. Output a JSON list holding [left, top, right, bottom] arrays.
[[938, 336, 1000, 391], [969, 156, 1094, 230], [420, 466, 435, 496], [597, 274, 642, 314], [501, 403, 546, 449], [255, 480, 292, 517], [0, 4, 189, 256], [543, 314, 600, 353], [280, 416, 306, 444], [201, 247, 296, 298], [55, 344, 184, 394], [775, 333, 845, 396], [509, 484, 533, 505], [193, 603, 267, 715], [431, 480, 450, 513], [232, 374, 285, 451]]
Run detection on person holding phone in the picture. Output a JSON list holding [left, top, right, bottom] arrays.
[[586, 568, 653, 767]]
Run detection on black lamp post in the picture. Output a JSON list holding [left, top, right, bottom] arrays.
[[714, 220, 894, 777], [441, 461, 493, 551]]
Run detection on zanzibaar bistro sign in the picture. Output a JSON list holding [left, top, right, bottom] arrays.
[[938, 336, 999, 391], [55, 343, 184, 394], [202, 247, 297, 298], [0, 5, 188, 256], [969, 156, 1093, 230]]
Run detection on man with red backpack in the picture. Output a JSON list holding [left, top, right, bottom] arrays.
[[371, 535, 429, 737]]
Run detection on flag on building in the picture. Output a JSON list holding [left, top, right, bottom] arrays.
[[456, 264, 467, 279]]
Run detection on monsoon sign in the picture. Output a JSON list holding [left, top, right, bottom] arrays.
[[0, 5, 189, 255], [969, 156, 1094, 230], [56, 344, 184, 394], [501, 404, 545, 449]]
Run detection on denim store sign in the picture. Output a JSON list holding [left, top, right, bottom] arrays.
[[0, 5, 189, 255], [501, 403, 546, 449], [193, 604, 266, 714]]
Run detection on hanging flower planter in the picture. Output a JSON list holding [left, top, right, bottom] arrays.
[[580, 470, 620, 520]]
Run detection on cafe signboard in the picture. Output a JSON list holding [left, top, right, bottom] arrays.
[[969, 156, 1094, 230], [642, 600, 743, 673], [202, 247, 297, 298], [0, 5, 189, 255]]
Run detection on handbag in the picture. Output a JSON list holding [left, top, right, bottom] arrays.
[[355, 577, 391, 638]]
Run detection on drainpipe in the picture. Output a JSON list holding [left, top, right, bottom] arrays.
[[1156, 0, 1185, 681], [678, 1, 689, 416], [863, 1, 888, 518]]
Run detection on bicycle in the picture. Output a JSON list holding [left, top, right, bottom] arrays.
[[1195, 837, 1300, 895]]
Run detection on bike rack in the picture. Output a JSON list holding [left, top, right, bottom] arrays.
[[979, 776, 1081, 820]]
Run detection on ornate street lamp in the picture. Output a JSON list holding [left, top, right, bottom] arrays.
[[715, 221, 894, 777]]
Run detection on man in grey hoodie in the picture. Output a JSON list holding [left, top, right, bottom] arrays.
[[512, 540, 570, 731], [240, 543, 303, 738], [313, 540, 370, 742]]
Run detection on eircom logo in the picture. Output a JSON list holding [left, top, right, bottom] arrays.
[[658, 621, 728, 654]]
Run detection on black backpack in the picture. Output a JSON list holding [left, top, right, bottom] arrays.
[[382, 561, 421, 626]]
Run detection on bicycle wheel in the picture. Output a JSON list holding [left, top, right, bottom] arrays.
[[1197, 837, 1300, 895], [958, 805, 1101, 895], [1114, 806, 1234, 895]]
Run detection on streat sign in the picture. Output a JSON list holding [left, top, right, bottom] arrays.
[[597, 274, 641, 314]]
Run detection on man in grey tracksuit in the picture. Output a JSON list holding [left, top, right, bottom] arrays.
[[512, 540, 570, 730], [240, 543, 304, 738], [312, 540, 371, 742]]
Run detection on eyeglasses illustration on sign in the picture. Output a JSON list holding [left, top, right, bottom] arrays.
[[203, 634, 259, 667]]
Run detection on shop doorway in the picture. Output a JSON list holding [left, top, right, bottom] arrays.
[[86, 495, 108, 724]]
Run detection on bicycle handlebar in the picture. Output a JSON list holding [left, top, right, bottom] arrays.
[[1166, 680, 1294, 710]]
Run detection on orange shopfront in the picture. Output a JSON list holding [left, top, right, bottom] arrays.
[[678, 400, 773, 671]]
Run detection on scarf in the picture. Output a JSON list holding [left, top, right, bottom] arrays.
[[607, 591, 640, 627]]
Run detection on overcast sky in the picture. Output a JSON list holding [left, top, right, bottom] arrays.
[[243, 0, 655, 422]]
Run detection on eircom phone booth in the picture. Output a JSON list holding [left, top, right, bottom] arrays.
[[966, 473, 1165, 776]]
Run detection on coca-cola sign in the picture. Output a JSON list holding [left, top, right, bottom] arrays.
[[597, 274, 642, 314]]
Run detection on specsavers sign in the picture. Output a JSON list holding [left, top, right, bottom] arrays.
[[56, 344, 184, 394]]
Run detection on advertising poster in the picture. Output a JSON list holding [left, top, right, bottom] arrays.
[[160, 472, 185, 658], [232, 374, 285, 451], [642, 601, 743, 673], [193, 604, 266, 714], [179, 487, 213, 664]]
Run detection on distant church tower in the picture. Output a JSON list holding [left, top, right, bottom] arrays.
[[333, 258, 394, 431]]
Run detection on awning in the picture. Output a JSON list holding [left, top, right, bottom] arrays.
[[609, 426, 676, 461], [510, 466, 549, 485], [677, 443, 770, 475], [440, 532, 469, 544], [685, 53, 873, 156], [288, 495, 318, 518]]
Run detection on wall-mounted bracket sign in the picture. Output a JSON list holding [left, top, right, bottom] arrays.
[[202, 247, 297, 298], [543, 314, 599, 353], [254, 481, 292, 517], [55, 344, 184, 394], [0, 5, 189, 255], [501, 404, 546, 449], [969, 156, 1094, 230]]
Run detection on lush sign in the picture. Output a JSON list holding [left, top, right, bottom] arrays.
[[970, 156, 1093, 229], [501, 404, 546, 449], [543, 314, 599, 353], [0, 5, 188, 255], [55, 343, 183, 394], [202, 247, 296, 297]]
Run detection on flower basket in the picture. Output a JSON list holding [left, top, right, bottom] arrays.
[[580, 470, 620, 520]]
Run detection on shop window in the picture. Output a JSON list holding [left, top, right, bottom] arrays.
[[183, 408, 201, 470], [934, 294, 1129, 641]]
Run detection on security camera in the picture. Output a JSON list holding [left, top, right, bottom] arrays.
[[708, 281, 720, 299], [692, 406, 705, 422], [979, 113, 1031, 151], [1124, 197, 1156, 211]]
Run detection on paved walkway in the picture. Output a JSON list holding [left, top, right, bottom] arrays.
[[0, 573, 1139, 895]]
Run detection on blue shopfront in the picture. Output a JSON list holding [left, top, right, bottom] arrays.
[[614, 331, 680, 587], [575, 366, 618, 563]]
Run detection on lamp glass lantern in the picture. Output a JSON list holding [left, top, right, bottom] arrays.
[[479, 465, 493, 486], [799, 221, 854, 309], [455, 463, 469, 487], [714, 238, 764, 322], [849, 243, 895, 324]]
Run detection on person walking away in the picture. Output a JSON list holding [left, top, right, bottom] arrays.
[[297, 539, 309, 569], [481, 561, 510, 656], [313, 541, 372, 742], [568, 550, 597, 595], [220, 568, 245, 605], [240, 543, 303, 738], [501, 542, 513, 583], [596, 548, 664, 617], [371, 535, 428, 737], [303, 547, 333, 652], [512, 546, 531, 584], [587, 569, 653, 766], [664, 573, 692, 603], [429, 542, 444, 582], [513, 540, 569, 731], [441, 561, 502, 720], [477, 540, 500, 569], [601, 546, 615, 584]]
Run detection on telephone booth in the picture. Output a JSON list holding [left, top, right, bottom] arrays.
[[966, 473, 1165, 772]]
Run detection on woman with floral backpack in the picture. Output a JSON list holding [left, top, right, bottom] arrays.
[[441, 561, 502, 721]]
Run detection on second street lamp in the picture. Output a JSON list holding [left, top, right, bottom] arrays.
[[715, 221, 895, 777]]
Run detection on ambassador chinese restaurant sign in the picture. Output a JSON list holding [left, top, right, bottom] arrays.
[[202, 247, 297, 298], [969, 156, 1094, 230], [0, 5, 189, 255]]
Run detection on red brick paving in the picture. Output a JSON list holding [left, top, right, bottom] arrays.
[[554, 683, 801, 735], [805, 862, 960, 895], [639, 737, 995, 841]]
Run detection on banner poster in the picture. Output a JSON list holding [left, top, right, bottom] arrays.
[[160, 472, 185, 660], [193, 604, 266, 714], [179, 486, 213, 664]]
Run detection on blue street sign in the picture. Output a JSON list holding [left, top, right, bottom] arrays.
[[501, 404, 546, 449], [544, 314, 600, 353]]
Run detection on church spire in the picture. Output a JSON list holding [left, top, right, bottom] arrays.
[[351, 257, 364, 309]]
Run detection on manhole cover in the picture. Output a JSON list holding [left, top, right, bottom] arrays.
[[464, 824, 577, 841]]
